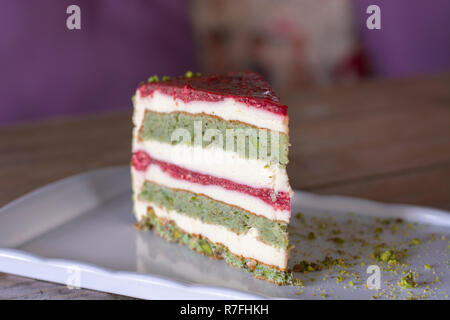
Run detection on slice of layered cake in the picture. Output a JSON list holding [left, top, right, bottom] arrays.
[[131, 71, 293, 284]]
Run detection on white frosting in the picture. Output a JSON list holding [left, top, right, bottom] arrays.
[[132, 139, 290, 192], [131, 166, 290, 222], [134, 199, 287, 269], [135, 90, 288, 134]]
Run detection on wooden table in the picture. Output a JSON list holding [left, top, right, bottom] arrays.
[[1, 73, 449, 299]]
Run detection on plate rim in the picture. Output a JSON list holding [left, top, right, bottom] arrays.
[[1, 166, 449, 299]]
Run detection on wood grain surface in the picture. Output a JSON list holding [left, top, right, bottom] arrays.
[[0, 73, 449, 299]]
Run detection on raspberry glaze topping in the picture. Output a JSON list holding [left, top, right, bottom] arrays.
[[132, 150, 151, 171], [132, 150, 290, 212], [138, 71, 288, 116]]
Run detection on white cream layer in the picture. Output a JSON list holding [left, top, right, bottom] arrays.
[[134, 199, 287, 269], [132, 139, 291, 193], [131, 166, 290, 222], [135, 90, 288, 134]]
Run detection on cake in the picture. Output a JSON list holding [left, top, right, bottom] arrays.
[[131, 71, 293, 284]]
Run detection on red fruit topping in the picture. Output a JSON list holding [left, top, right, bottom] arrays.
[[138, 71, 288, 116], [132, 150, 151, 171], [155, 159, 291, 211]]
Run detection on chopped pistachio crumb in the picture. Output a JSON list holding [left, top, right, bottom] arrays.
[[372, 249, 406, 264], [380, 251, 392, 262], [162, 75, 171, 81], [424, 264, 431, 270], [410, 238, 421, 246], [293, 278, 304, 287], [185, 70, 194, 78], [398, 271, 418, 289], [308, 232, 316, 240], [293, 260, 321, 273], [328, 237, 345, 245], [147, 75, 159, 83], [200, 241, 212, 255]]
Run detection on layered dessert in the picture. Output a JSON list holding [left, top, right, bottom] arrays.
[[131, 71, 293, 284]]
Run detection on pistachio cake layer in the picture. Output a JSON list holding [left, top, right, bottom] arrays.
[[136, 207, 293, 285], [131, 71, 293, 282], [139, 181, 288, 248], [140, 110, 289, 165]]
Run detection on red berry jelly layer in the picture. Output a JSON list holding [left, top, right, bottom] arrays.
[[138, 71, 288, 116], [132, 150, 290, 212]]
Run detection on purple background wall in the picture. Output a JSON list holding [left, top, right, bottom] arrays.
[[355, 0, 450, 77], [0, 0, 196, 125], [0, 0, 449, 125]]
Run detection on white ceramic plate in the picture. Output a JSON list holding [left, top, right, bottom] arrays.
[[0, 166, 449, 299]]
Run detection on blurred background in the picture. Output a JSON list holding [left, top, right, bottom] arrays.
[[0, 0, 449, 125]]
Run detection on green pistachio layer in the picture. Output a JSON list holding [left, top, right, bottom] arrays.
[[139, 110, 289, 165], [139, 181, 288, 248], [137, 208, 292, 285]]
